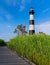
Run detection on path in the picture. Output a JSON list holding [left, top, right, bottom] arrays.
[[0, 46, 31, 65]]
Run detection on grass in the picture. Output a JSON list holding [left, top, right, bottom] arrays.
[[7, 34, 50, 65]]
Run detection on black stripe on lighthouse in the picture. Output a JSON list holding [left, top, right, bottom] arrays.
[[29, 8, 35, 35]]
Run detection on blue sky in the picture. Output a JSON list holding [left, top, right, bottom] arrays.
[[0, 0, 50, 41]]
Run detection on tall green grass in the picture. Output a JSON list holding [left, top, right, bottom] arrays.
[[7, 34, 50, 65]]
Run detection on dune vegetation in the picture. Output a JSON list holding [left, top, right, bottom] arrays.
[[7, 34, 50, 65]]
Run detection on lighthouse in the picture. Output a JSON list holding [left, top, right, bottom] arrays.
[[29, 8, 35, 35]]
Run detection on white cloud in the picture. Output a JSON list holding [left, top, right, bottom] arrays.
[[4, 0, 17, 6], [5, 14, 12, 20], [35, 21, 50, 35], [0, 16, 3, 21], [43, 8, 50, 13], [19, 5, 25, 12], [21, 0, 31, 4], [4, 0, 31, 11], [3, 0, 25, 11], [19, 0, 31, 12], [19, 0, 25, 12], [8, 25, 11, 28], [0, 8, 12, 20], [21, 0, 26, 4]]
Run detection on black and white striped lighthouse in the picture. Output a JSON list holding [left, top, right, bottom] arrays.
[[29, 8, 35, 35]]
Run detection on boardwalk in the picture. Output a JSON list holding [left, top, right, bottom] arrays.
[[0, 46, 31, 65]]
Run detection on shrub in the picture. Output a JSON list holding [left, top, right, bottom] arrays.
[[0, 39, 6, 46]]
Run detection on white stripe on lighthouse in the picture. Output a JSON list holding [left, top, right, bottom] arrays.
[[30, 14, 34, 20], [29, 25, 35, 30]]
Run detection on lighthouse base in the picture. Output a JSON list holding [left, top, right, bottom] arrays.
[[29, 30, 35, 35]]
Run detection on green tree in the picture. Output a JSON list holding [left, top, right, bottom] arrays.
[[0, 39, 6, 46], [14, 24, 27, 36]]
